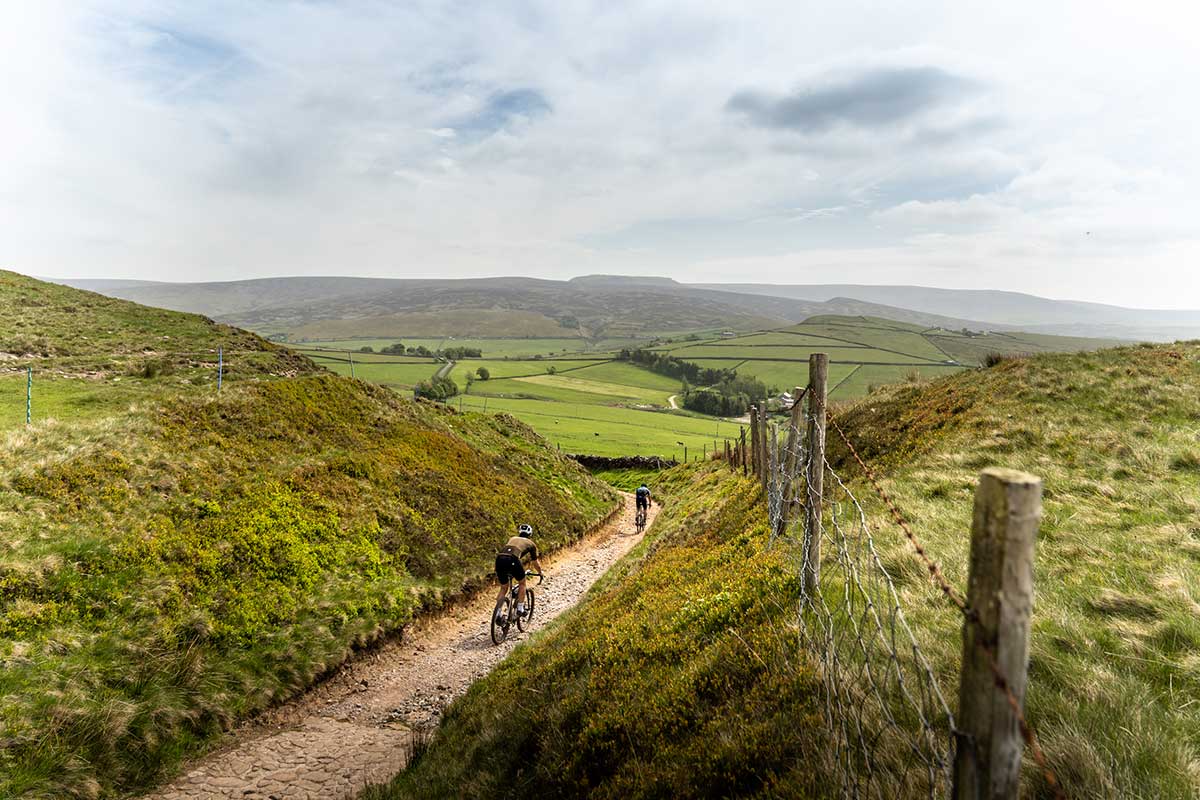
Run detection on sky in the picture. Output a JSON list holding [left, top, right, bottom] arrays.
[[2, 1, 1198, 307]]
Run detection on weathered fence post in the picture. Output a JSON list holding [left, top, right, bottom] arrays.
[[953, 468, 1043, 800], [349, 351, 356, 379], [740, 426, 748, 476], [803, 353, 828, 596], [758, 404, 769, 493], [26, 366, 32, 426], [684, 446, 688, 464], [768, 421, 779, 493], [217, 347, 224, 392], [749, 406, 760, 477], [776, 385, 805, 537]]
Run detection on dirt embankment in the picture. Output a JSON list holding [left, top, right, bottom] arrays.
[[146, 493, 658, 800]]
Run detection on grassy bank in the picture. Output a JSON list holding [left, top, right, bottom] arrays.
[[0, 274, 619, 798], [366, 464, 832, 799]]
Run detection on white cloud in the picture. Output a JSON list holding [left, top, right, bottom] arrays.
[[1, 1, 1198, 307]]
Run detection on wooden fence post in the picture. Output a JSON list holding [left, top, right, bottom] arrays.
[[776, 385, 805, 537], [758, 404, 769, 493], [803, 354, 828, 596], [749, 406, 760, 478], [953, 468, 1043, 800], [684, 446, 688, 464], [768, 421, 779, 490], [740, 426, 748, 476]]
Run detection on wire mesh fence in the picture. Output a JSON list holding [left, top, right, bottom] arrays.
[[762, 411, 956, 798]]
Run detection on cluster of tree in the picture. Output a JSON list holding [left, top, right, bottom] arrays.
[[368, 342, 484, 358], [618, 348, 736, 386], [681, 374, 768, 417], [475, 367, 490, 380], [413, 375, 458, 401], [441, 346, 483, 359]]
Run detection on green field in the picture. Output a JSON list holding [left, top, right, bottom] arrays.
[[282, 321, 1116, 457], [652, 316, 1116, 399], [292, 337, 595, 357], [449, 358, 605, 381], [456, 394, 735, 458]]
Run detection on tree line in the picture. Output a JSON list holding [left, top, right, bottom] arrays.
[[617, 348, 768, 416], [360, 343, 483, 359]]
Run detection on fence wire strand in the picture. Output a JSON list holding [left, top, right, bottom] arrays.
[[827, 415, 1066, 800], [765, 412, 956, 798]]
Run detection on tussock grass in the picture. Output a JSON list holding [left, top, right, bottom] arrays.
[[822, 342, 1200, 798]]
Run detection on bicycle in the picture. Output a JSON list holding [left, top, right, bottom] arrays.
[[491, 571, 542, 645], [635, 506, 647, 534]]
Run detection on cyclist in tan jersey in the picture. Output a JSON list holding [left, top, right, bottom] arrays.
[[495, 523, 544, 620]]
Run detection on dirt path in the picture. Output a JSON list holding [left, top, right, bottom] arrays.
[[147, 493, 658, 800]]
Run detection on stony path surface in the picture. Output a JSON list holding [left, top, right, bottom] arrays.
[[146, 493, 658, 800]]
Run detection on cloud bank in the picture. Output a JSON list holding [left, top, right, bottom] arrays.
[[1, 1, 1197, 307]]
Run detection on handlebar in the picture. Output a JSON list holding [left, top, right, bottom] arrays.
[[526, 571, 544, 585]]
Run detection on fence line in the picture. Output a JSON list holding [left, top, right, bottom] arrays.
[[725, 352, 1065, 799]]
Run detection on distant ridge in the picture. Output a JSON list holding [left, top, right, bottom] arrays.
[[49, 275, 1001, 341], [696, 282, 1200, 341]]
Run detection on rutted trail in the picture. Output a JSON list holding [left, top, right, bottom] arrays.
[[147, 493, 658, 800]]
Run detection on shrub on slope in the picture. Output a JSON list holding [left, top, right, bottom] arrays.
[[370, 464, 832, 800], [0, 375, 617, 798]]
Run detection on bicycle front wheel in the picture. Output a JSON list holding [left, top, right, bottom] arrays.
[[491, 596, 511, 645], [516, 589, 535, 632]]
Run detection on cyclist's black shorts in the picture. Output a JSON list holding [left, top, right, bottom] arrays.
[[495, 553, 526, 584], [636, 496, 649, 511]]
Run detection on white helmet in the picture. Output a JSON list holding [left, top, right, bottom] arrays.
[[517, 523, 533, 537]]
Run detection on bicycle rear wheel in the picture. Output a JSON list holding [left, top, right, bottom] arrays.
[[516, 588, 535, 632], [491, 595, 511, 645]]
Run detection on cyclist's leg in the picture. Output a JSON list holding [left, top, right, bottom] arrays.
[[512, 558, 528, 609], [495, 555, 514, 603]]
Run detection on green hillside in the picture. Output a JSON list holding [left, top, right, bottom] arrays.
[[657, 315, 1119, 400], [0, 275, 618, 797], [0, 270, 318, 430], [368, 342, 1200, 799]]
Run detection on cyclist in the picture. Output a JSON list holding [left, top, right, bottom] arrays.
[[495, 523, 544, 621], [635, 483, 652, 518]]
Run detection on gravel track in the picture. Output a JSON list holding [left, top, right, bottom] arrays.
[[146, 493, 658, 800]]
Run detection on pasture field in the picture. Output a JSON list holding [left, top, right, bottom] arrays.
[[456, 394, 735, 458], [317, 360, 442, 388], [448, 358, 604, 381], [283, 320, 1116, 457], [0, 373, 144, 431], [652, 315, 1115, 398], [292, 337, 593, 357]]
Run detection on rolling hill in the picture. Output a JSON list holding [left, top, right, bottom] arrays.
[[54, 275, 1011, 342], [0, 274, 618, 797], [700, 283, 1200, 341]]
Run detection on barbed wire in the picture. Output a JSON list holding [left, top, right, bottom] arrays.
[[826, 414, 1066, 800], [765, 413, 956, 797]]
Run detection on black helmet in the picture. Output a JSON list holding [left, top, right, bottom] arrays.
[[517, 523, 533, 537]]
